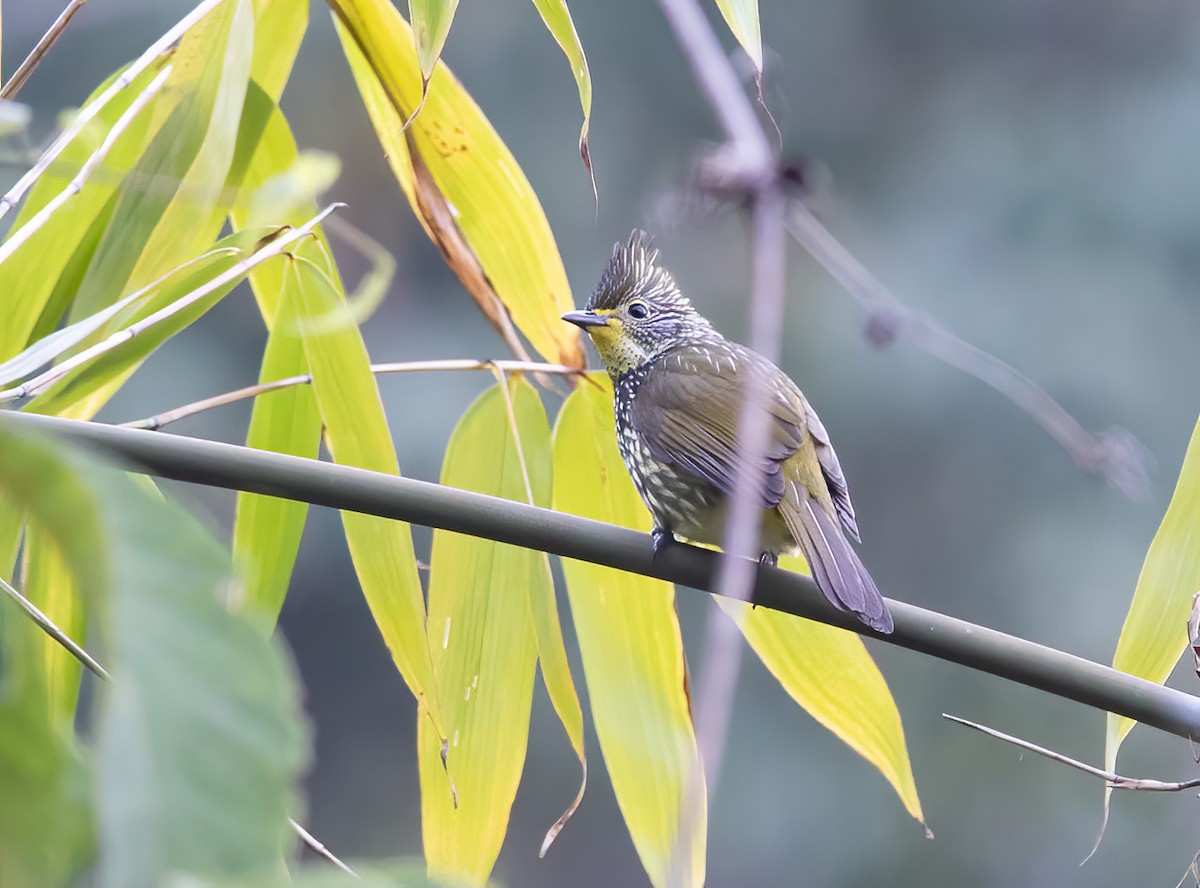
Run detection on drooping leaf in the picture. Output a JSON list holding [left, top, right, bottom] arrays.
[[285, 256, 446, 738], [529, 0, 594, 182], [1104, 416, 1200, 798], [409, 0, 460, 86], [719, 552, 925, 828], [331, 0, 584, 368], [419, 379, 547, 883], [552, 375, 705, 888], [714, 0, 763, 73]]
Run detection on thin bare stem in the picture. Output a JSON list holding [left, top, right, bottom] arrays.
[[0, 574, 109, 680], [944, 714, 1200, 791], [1, 0, 91, 100], [289, 817, 358, 877], [0, 205, 344, 406], [0, 0, 225, 223], [785, 200, 1149, 499], [120, 359, 583, 430], [0, 66, 171, 268]]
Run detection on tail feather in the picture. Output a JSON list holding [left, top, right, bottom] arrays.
[[786, 499, 894, 634]]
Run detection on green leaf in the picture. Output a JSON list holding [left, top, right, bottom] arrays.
[[552, 375, 705, 888], [285, 256, 446, 738], [529, 0, 593, 177], [714, 0, 762, 73], [331, 0, 584, 368], [419, 380, 546, 882], [410, 0, 460, 85], [719, 553, 925, 827], [1105, 417, 1200, 774]]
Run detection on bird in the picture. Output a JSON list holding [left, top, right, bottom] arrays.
[[562, 230, 893, 634]]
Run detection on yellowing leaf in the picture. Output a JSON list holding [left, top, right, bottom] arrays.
[[719, 553, 924, 827], [19, 524, 84, 726], [552, 375, 705, 888], [1105, 416, 1200, 772], [410, 0, 460, 84], [529, 0, 594, 181], [330, 0, 584, 368], [714, 0, 762, 73], [419, 380, 548, 883], [286, 257, 445, 738]]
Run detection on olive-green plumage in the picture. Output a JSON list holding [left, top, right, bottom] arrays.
[[563, 231, 893, 634]]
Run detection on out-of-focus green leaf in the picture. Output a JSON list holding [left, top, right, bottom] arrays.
[[419, 379, 546, 883], [410, 0, 460, 85], [552, 375, 705, 888], [0, 420, 308, 886], [0, 498, 22, 581], [286, 257, 446, 737], [530, 0, 593, 177], [19, 525, 85, 726], [714, 0, 762, 73], [23, 227, 281, 419], [331, 0, 584, 368], [718, 553, 925, 827], [1105, 417, 1200, 775]]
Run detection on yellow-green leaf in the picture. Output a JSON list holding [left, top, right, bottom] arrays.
[[552, 375, 705, 888], [529, 0, 593, 177], [419, 379, 547, 883], [330, 0, 584, 368], [719, 553, 924, 827], [410, 0, 460, 85], [286, 256, 445, 738], [714, 0, 762, 73], [1105, 416, 1200, 771]]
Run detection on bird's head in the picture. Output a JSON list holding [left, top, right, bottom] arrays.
[[562, 230, 716, 376]]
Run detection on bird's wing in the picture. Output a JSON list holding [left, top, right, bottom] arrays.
[[803, 400, 860, 542], [631, 344, 809, 510]]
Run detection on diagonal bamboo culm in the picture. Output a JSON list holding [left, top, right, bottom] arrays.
[[6, 410, 1199, 742]]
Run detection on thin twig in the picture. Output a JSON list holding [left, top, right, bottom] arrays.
[[289, 817, 359, 877], [0, 65, 172, 269], [1, 0, 91, 100], [0, 0, 225, 224], [0, 574, 109, 680], [119, 359, 583, 430], [0, 204, 344, 406], [944, 714, 1200, 791], [11, 412, 1200, 745], [785, 200, 1150, 500]]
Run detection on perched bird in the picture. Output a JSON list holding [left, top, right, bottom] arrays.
[[562, 231, 893, 633]]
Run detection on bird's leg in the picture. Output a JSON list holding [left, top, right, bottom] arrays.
[[650, 526, 676, 560], [758, 551, 778, 568]]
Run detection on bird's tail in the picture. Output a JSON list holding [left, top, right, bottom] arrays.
[[786, 500, 894, 634]]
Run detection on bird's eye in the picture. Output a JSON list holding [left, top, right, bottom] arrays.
[[627, 301, 650, 319]]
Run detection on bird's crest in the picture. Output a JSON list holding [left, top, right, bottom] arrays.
[[587, 230, 691, 313]]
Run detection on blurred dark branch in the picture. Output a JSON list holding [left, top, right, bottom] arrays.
[[1, 0, 91, 100], [8, 411, 1200, 744], [944, 714, 1200, 791], [785, 200, 1150, 500]]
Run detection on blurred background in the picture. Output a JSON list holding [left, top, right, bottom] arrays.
[[8, 0, 1200, 884]]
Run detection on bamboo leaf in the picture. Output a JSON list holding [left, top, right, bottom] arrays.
[[552, 375, 705, 888], [330, 0, 584, 368], [286, 256, 446, 738], [419, 380, 546, 883], [718, 554, 925, 827], [1105, 417, 1200, 786], [410, 0, 460, 86], [529, 0, 594, 181], [714, 0, 762, 73]]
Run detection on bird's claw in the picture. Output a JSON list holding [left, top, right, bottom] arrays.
[[651, 527, 675, 560], [758, 551, 778, 568]]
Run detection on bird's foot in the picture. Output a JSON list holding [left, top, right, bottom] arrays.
[[650, 527, 676, 561], [758, 551, 778, 568]]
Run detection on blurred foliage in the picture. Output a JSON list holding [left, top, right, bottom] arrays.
[[0, 0, 1197, 886]]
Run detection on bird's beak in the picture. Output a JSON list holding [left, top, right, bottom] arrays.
[[562, 309, 610, 329]]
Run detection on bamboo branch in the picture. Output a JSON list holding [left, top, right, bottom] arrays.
[[7, 411, 1200, 743], [119, 359, 583, 430], [288, 817, 358, 877], [0, 574, 108, 680], [1, 0, 91, 100]]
